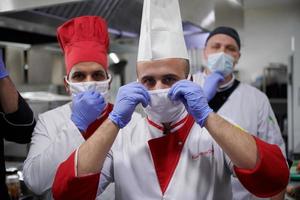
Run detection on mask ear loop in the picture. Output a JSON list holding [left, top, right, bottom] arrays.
[[187, 74, 192, 81], [106, 74, 112, 83], [64, 76, 71, 85]]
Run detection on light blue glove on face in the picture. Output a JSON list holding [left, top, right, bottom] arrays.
[[168, 80, 213, 127], [0, 55, 9, 79], [71, 91, 106, 132], [109, 82, 150, 128], [203, 72, 225, 101]]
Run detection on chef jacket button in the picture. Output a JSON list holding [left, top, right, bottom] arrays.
[[178, 141, 183, 146]]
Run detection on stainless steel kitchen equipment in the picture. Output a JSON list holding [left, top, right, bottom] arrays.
[[288, 35, 300, 158]]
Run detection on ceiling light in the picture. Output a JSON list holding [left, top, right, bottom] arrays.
[[109, 52, 120, 64]]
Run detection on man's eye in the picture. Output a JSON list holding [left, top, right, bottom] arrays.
[[72, 73, 85, 80], [142, 79, 156, 87], [227, 46, 238, 52], [210, 43, 220, 49], [93, 73, 106, 81], [162, 77, 177, 85]]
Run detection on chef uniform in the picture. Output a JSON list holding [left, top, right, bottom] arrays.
[[22, 16, 115, 200], [192, 32, 286, 200], [52, 1, 289, 200]]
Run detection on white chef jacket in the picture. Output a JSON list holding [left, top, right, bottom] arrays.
[[193, 72, 286, 200], [94, 112, 235, 200], [23, 102, 116, 200]]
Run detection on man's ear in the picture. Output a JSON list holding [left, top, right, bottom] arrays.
[[63, 77, 71, 95], [202, 47, 208, 61], [108, 74, 113, 90], [234, 52, 241, 66]]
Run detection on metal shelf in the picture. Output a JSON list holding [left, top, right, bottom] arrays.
[[269, 98, 287, 104]]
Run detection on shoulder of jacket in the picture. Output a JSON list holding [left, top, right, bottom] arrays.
[[237, 83, 270, 110], [38, 102, 71, 120], [238, 83, 268, 98], [122, 112, 144, 131], [112, 112, 145, 150]]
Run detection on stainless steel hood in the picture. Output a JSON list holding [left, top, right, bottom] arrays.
[[0, 0, 84, 13], [0, 0, 143, 44]]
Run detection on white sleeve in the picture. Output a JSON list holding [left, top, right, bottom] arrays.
[[257, 96, 286, 157], [96, 150, 114, 197], [23, 114, 84, 195]]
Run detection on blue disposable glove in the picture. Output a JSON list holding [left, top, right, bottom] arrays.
[[168, 80, 213, 127], [0, 55, 9, 79], [203, 72, 224, 101], [109, 82, 150, 128], [71, 91, 106, 132]]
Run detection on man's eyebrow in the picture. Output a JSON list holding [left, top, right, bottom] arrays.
[[227, 44, 239, 49], [162, 74, 180, 78], [94, 70, 106, 74], [140, 75, 154, 80], [72, 71, 85, 76], [209, 41, 219, 44]]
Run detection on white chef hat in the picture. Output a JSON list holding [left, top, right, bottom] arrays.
[[137, 0, 188, 62]]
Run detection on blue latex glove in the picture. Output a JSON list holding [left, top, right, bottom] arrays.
[[168, 80, 213, 127], [71, 91, 106, 132], [109, 82, 150, 128], [0, 55, 9, 79], [203, 72, 224, 101]]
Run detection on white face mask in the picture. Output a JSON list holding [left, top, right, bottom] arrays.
[[143, 88, 186, 123], [207, 52, 234, 77], [65, 74, 111, 103]]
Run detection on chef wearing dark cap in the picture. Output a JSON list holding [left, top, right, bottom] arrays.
[[193, 26, 286, 200]]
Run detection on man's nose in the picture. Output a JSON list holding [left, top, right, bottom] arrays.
[[218, 46, 226, 53], [85, 75, 94, 82], [153, 81, 169, 90]]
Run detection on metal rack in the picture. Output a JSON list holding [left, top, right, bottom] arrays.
[[262, 63, 288, 141]]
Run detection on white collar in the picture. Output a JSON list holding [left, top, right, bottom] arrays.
[[217, 74, 235, 92]]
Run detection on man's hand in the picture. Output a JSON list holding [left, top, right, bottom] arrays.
[[168, 80, 213, 127], [203, 72, 224, 101], [109, 82, 150, 128], [71, 91, 105, 132], [0, 55, 9, 79]]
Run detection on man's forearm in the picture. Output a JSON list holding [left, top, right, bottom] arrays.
[[204, 113, 257, 169], [0, 77, 18, 113], [77, 118, 119, 176]]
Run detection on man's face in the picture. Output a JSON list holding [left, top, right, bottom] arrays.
[[65, 61, 109, 94], [68, 61, 108, 82], [137, 58, 188, 90], [204, 34, 240, 66]]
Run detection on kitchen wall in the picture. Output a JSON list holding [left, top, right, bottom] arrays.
[[5, 46, 25, 85], [238, 3, 300, 83], [5, 45, 64, 88]]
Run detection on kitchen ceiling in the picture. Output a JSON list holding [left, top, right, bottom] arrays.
[[0, 0, 299, 45], [243, 0, 300, 9], [0, 0, 143, 44], [0, 0, 83, 12]]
